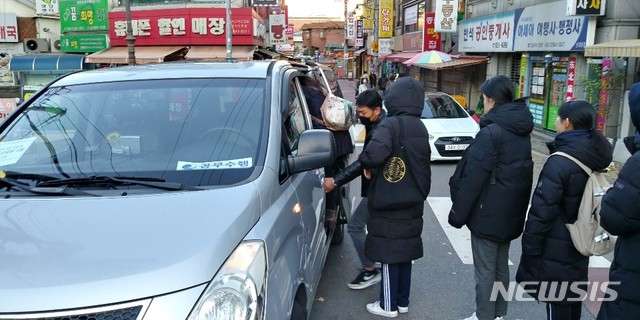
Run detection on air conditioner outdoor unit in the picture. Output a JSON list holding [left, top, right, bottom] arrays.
[[52, 39, 62, 52], [23, 38, 51, 53]]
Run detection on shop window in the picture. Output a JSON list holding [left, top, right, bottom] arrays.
[[320, 30, 326, 39], [403, 2, 426, 33]]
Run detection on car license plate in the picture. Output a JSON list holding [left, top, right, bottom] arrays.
[[445, 144, 469, 151]]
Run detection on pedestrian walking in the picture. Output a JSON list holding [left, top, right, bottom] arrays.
[[516, 99, 612, 320], [448, 75, 534, 320], [299, 76, 354, 230], [358, 77, 431, 317], [324, 89, 387, 290], [597, 82, 640, 320], [377, 73, 389, 98], [358, 78, 371, 97]]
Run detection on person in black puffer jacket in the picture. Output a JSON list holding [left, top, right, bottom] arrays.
[[597, 82, 640, 320], [356, 77, 431, 318], [516, 100, 612, 320], [449, 75, 534, 320]]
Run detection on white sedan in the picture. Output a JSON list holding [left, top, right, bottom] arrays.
[[421, 92, 480, 161]]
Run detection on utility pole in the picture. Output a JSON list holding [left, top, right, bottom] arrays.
[[225, 0, 233, 60], [125, 0, 136, 65]]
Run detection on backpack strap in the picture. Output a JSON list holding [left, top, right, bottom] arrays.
[[551, 152, 592, 175]]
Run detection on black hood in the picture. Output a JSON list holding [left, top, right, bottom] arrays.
[[383, 77, 424, 117], [480, 98, 534, 136], [546, 130, 612, 172]]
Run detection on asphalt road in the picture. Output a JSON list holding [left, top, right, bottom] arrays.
[[307, 79, 613, 320]]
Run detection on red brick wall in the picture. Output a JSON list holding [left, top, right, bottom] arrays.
[[17, 17, 37, 40]]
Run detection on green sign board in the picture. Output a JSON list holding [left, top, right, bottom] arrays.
[[60, 0, 109, 32], [60, 34, 108, 53]]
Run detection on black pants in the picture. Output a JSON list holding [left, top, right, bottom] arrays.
[[546, 302, 581, 320], [325, 155, 348, 211], [379, 261, 412, 312]]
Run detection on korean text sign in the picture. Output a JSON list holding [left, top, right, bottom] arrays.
[[458, 11, 514, 52], [423, 12, 441, 51], [0, 13, 18, 43], [435, 0, 458, 33], [60, 0, 109, 32], [379, 0, 394, 38]]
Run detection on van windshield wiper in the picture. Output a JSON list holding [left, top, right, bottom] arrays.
[[0, 176, 89, 196], [38, 175, 200, 191]]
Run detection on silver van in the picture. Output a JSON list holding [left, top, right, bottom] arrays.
[[0, 60, 349, 319]]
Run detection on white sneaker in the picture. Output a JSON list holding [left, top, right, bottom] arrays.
[[462, 313, 503, 320], [366, 301, 398, 318], [397, 306, 409, 314], [462, 313, 479, 320]]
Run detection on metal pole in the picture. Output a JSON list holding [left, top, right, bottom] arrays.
[[226, 0, 233, 60], [344, 0, 348, 79], [124, 0, 136, 65]]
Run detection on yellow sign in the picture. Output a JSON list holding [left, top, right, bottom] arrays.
[[363, 0, 374, 30], [372, 40, 379, 53], [379, 0, 394, 38]]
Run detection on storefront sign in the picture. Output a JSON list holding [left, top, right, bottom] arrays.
[[405, 5, 418, 26], [596, 58, 611, 132], [61, 34, 108, 53], [109, 8, 259, 46], [513, 1, 588, 52], [269, 13, 286, 45], [566, 56, 577, 101], [403, 31, 422, 52], [347, 13, 356, 40], [363, 0, 374, 31], [567, 0, 605, 16], [36, 0, 60, 15], [0, 13, 18, 43], [378, 38, 392, 55], [379, 0, 394, 38], [435, 0, 459, 33], [356, 19, 364, 48], [60, 0, 109, 32], [423, 12, 441, 51], [0, 99, 18, 121], [458, 11, 514, 52]]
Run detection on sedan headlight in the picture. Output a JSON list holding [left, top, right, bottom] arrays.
[[188, 241, 267, 320]]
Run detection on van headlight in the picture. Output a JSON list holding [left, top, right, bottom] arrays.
[[188, 241, 267, 320]]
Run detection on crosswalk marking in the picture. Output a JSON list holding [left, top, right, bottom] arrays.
[[427, 197, 611, 268]]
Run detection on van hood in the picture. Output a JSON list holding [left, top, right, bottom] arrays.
[[421, 117, 479, 135], [0, 183, 261, 312]]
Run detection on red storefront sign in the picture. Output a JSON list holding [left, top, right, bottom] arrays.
[[423, 12, 441, 51], [109, 8, 261, 46]]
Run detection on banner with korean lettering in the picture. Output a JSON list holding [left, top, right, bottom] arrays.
[[269, 14, 287, 45], [566, 56, 577, 101], [109, 8, 257, 46], [567, 0, 606, 16], [379, 0, 394, 38], [435, 0, 458, 33], [36, 0, 60, 15], [513, 1, 588, 52], [0, 13, 18, 43], [356, 19, 364, 48], [458, 12, 514, 52], [347, 14, 356, 40], [596, 58, 611, 132], [60, 0, 109, 32], [423, 12, 441, 51], [363, 0, 374, 31]]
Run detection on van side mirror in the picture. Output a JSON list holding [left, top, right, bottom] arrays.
[[288, 130, 336, 174]]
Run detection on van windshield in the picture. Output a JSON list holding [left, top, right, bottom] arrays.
[[0, 78, 266, 187]]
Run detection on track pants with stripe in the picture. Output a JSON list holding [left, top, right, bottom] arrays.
[[379, 262, 412, 311]]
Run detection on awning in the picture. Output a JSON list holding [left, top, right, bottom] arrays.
[[186, 46, 256, 61], [414, 57, 488, 71], [584, 39, 640, 58], [354, 48, 367, 56], [85, 46, 187, 64], [254, 47, 281, 59], [9, 54, 86, 71], [378, 51, 420, 63]]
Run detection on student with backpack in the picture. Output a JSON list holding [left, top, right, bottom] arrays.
[[516, 99, 613, 320], [597, 82, 640, 320]]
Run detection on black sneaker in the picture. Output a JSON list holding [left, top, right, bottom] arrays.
[[347, 269, 381, 290]]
